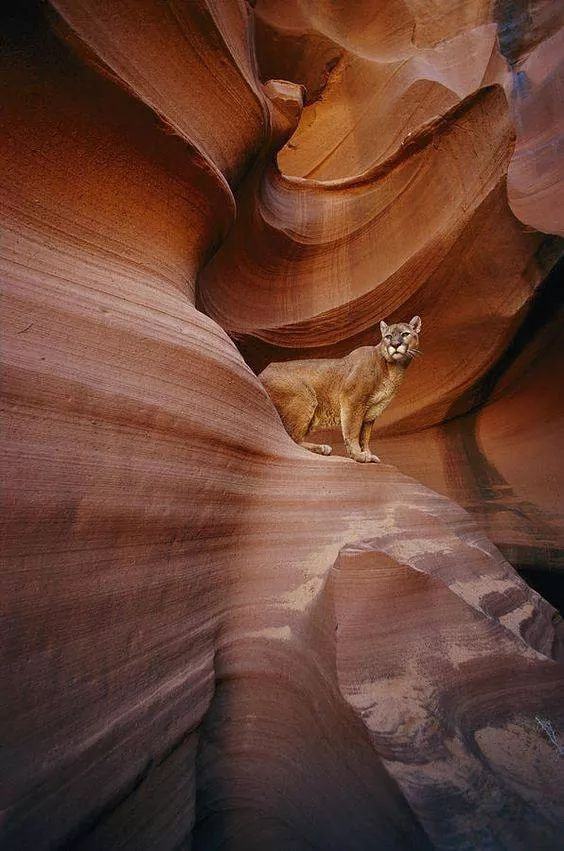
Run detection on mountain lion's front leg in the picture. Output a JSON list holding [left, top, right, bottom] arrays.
[[341, 403, 371, 462], [360, 420, 380, 463]]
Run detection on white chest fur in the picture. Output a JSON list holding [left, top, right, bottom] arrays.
[[366, 371, 402, 421]]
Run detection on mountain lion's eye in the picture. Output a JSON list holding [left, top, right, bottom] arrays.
[[402, 331, 410, 337], [385, 334, 392, 340]]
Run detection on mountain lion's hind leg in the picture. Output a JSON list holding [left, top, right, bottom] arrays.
[[360, 420, 380, 462], [300, 441, 332, 456], [278, 385, 332, 457]]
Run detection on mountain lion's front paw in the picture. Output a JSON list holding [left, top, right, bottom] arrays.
[[351, 449, 372, 463], [368, 453, 381, 463]]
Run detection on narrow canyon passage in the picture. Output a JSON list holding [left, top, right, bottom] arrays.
[[2, 1, 563, 849]]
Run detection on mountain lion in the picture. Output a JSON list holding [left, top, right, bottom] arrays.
[[259, 317, 421, 462]]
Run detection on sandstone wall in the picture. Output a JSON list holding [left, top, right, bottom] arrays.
[[2, 2, 563, 848]]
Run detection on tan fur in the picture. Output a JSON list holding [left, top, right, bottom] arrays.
[[259, 317, 421, 462]]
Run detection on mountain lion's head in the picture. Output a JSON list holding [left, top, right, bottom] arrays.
[[379, 316, 421, 365]]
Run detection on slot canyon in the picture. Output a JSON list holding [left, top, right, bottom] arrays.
[[2, 1, 563, 848]]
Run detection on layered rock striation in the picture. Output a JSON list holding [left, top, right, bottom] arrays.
[[2, 1, 563, 849]]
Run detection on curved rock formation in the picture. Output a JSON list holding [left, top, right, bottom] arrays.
[[206, 0, 564, 580], [2, 1, 563, 849]]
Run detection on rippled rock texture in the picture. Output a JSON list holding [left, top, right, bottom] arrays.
[[2, 1, 563, 849]]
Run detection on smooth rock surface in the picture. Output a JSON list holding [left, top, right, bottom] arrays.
[[2, 1, 563, 849]]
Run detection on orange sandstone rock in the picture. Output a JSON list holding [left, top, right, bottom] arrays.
[[2, 1, 563, 849]]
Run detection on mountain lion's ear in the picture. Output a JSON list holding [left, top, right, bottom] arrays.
[[380, 320, 388, 336], [409, 316, 422, 333]]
